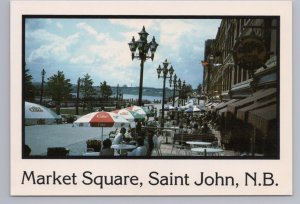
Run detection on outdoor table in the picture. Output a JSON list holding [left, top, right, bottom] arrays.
[[111, 144, 136, 150], [82, 152, 100, 156], [82, 151, 120, 156], [186, 141, 212, 147], [191, 147, 224, 156], [111, 144, 137, 155]]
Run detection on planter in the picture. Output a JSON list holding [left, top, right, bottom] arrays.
[[86, 140, 102, 152]]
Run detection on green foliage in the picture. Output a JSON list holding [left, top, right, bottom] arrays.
[[24, 68, 35, 101], [46, 71, 72, 114], [86, 140, 102, 152], [80, 74, 96, 100], [55, 108, 90, 115], [80, 74, 96, 111], [100, 81, 112, 100], [197, 83, 202, 94]]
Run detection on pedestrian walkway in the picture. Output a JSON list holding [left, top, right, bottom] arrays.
[[151, 142, 236, 157]]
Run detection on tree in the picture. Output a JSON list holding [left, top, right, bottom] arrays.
[[80, 74, 96, 112], [181, 84, 193, 100], [46, 71, 72, 114], [99, 81, 112, 100], [197, 83, 202, 95], [24, 68, 35, 101]]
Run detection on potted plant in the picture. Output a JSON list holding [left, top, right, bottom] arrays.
[[86, 140, 102, 152]]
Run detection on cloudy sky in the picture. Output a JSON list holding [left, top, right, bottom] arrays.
[[25, 18, 221, 89]]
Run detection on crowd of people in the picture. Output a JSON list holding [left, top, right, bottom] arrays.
[[97, 108, 223, 157]]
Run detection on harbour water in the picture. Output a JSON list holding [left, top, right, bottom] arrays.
[[122, 94, 162, 102]]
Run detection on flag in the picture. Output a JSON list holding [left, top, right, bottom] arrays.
[[201, 61, 209, 67]]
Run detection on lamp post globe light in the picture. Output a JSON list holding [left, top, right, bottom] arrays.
[[128, 26, 159, 106], [169, 74, 177, 107], [156, 59, 174, 128]]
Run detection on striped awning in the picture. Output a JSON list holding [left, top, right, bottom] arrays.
[[236, 98, 277, 121], [248, 104, 277, 134], [227, 88, 277, 115]]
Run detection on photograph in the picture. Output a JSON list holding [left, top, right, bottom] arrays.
[[23, 16, 279, 159]]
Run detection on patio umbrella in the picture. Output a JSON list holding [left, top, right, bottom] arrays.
[[185, 106, 201, 113], [126, 106, 149, 117], [25, 101, 60, 125], [164, 104, 176, 111], [73, 111, 129, 141], [112, 109, 145, 122]]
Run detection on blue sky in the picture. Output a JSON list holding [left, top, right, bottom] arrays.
[[25, 18, 221, 89]]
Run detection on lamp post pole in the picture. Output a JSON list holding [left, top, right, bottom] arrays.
[[157, 59, 174, 128], [208, 54, 214, 102], [128, 26, 159, 106], [169, 74, 177, 107], [76, 77, 80, 115], [39, 68, 46, 105]]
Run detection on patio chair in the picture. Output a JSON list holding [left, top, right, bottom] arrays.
[[153, 139, 163, 156], [109, 128, 118, 138]]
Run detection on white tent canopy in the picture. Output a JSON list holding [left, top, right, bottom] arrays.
[[25, 101, 60, 125]]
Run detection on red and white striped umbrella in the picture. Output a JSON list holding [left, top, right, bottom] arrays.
[[112, 109, 145, 123], [126, 106, 148, 117], [74, 111, 129, 127], [73, 111, 129, 141]]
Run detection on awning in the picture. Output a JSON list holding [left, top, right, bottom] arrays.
[[218, 107, 228, 116], [248, 104, 277, 135], [227, 88, 277, 115], [236, 98, 277, 121], [213, 99, 239, 111]]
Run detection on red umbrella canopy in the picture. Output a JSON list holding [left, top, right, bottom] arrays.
[[74, 111, 129, 127], [90, 112, 115, 127]]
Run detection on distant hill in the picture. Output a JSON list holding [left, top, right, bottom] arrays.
[[32, 82, 173, 97]]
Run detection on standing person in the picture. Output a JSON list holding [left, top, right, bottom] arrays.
[[99, 139, 114, 156], [113, 127, 126, 145]]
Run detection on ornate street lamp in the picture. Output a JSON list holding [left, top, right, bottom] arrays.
[[128, 26, 159, 106], [207, 54, 214, 101], [156, 59, 174, 128], [39, 68, 46, 104], [169, 74, 177, 107], [177, 80, 186, 106]]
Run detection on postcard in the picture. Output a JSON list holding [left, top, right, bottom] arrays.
[[10, 1, 292, 196]]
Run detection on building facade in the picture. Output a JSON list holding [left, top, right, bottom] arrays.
[[203, 18, 279, 157]]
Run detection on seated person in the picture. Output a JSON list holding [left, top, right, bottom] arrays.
[[201, 123, 210, 134], [127, 137, 147, 156], [191, 124, 201, 134], [113, 127, 126, 145], [99, 139, 114, 156]]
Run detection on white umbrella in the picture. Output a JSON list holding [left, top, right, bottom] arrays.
[[25, 101, 60, 125], [112, 109, 145, 122], [126, 106, 148, 117], [73, 111, 129, 141], [164, 104, 176, 111]]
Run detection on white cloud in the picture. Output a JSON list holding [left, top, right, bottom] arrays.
[[70, 55, 94, 64], [76, 22, 107, 41], [27, 32, 80, 63], [109, 19, 154, 31]]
